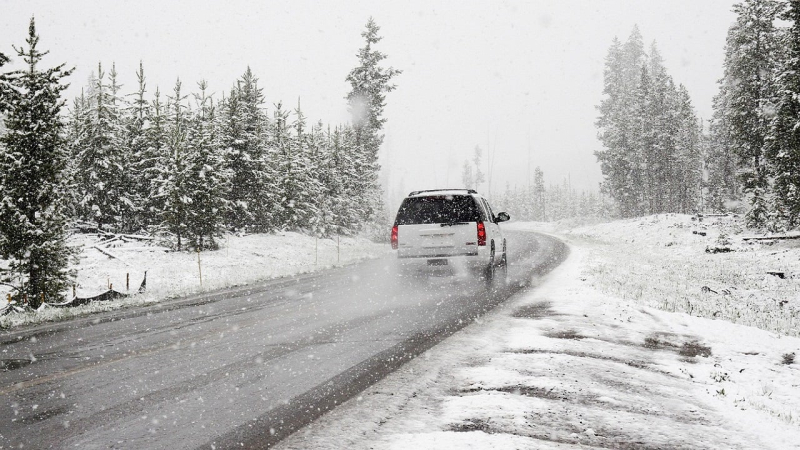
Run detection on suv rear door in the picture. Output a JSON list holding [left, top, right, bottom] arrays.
[[394, 195, 481, 258]]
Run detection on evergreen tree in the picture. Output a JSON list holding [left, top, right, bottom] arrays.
[[64, 90, 88, 219], [326, 125, 362, 234], [345, 18, 400, 224], [73, 62, 129, 231], [768, 0, 800, 227], [0, 51, 9, 112], [673, 85, 703, 214], [143, 87, 168, 227], [305, 121, 331, 236], [596, 27, 702, 218], [0, 18, 74, 306], [596, 33, 641, 217], [220, 68, 273, 231], [706, 82, 740, 212], [184, 81, 229, 250], [154, 79, 191, 250], [630, 65, 654, 215], [125, 61, 151, 231], [720, 0, 784, 226], [273, 102, 321, 231], [533, 167, 546, 220]]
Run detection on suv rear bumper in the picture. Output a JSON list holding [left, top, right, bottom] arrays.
[[396, 249, 491, 270]]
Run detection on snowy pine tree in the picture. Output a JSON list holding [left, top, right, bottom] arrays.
[[325, 125, 362, 234], [706, 83, 740, 212], [220, 68, 274, 232], [673, 85, 703, 214], [345, 18, 400, 226], [125, 61, 152, 231], [142, 87, 168, 228], [64, 90, 88, 219], [596, 34, 640, 217], [73, 62, 130, 231], [0, 18, 74, 306], [154, 79, 191, 250], [271, 102, 321, 231], [183, 81, 230, 250], [768, 0, 800, 227], [596, 27, 703, 218], [533, 167, 546, 221], [718, 0, 784, 226]]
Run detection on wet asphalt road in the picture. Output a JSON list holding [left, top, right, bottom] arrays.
[[0, 230, 566, 449]]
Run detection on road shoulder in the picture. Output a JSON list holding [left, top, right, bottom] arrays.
[[277, 243, 800, 449]]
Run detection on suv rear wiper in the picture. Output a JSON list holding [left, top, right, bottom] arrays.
[[440, 222, 469, 227]]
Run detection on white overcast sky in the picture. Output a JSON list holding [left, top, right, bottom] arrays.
[[1, 0, 737, 209]]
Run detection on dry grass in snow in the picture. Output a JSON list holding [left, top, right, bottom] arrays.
[[513, 214, 800, 338]]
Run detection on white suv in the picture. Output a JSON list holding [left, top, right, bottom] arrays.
[[391, 189, 510, 279]]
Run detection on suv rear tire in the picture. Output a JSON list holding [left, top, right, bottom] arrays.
[[484, 245, 496, 282]]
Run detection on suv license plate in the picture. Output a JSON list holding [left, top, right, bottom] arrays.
[[427, 259, 448, 266]]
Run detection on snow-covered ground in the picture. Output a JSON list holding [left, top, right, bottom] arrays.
[[277, 215, 800, 449], [558, 214, 800, 338], [0, 232, 389, 329]]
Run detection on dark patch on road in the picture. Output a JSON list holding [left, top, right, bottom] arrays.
[[512, 301, 557, 319], [545, 329, 584, 340], [511, 348, 652, 371], [643, 335, 679, 350], [459, 382, 709, 427], [643, 332, 711, 358], [19, 404, 69, 424], [680, 341, 712, 358], [449, 418, 494, 433], [0, 358, 33, 371], [460, 384, 564, 401], [449, 409, 703, 450]]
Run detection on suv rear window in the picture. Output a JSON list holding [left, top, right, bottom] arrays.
[[394, 195, 481, 225]]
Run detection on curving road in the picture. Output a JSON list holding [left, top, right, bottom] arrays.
[[0, 230, 566, 449]]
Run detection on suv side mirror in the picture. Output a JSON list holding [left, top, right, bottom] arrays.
[[496, 212, 510, 223]]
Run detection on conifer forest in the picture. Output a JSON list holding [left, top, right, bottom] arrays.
[[0, 17, 399, 304]]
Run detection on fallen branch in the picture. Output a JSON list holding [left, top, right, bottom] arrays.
[[119, 234, 155, 241], [113, 246, 171, 252], [742, 234, 800, 241], [90, 246, 132, 268]]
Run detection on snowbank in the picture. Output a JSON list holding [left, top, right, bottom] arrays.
[[0, 232, 389, 329]]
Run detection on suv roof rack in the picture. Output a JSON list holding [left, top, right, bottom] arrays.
[[408, 189, 478, 196]]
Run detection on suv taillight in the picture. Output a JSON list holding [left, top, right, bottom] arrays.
[[477, 221, 486, 246], [391, 225, 399, 249]]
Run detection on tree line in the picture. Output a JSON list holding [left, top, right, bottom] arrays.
[[0, 17, 399, 305], [705, 0, 800, 230], [494, 167, 610, 223]]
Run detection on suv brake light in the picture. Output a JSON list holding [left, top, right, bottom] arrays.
[[391, 225, 399, 249], [477, 221, 486, 246]]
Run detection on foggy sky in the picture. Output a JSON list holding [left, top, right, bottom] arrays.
[[0, 0, 737, 210]]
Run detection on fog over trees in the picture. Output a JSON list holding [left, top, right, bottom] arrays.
[[4, 1, 800, 304]]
